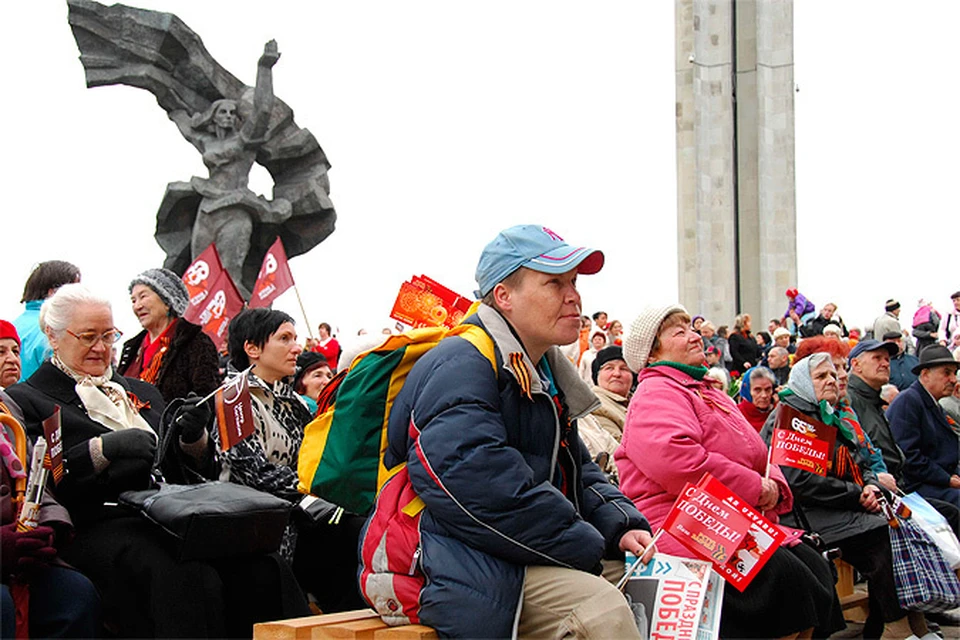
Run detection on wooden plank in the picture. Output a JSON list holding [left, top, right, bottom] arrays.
[[313, 618, 389, 639], [373, 624, 438, 639], [254, 611, 379, 640]]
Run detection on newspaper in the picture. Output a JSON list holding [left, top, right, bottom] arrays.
[[623, 552, 724, 640]]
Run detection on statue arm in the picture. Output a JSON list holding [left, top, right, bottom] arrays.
[[241, 40, 280, 145], [169, 109, 205, 152]]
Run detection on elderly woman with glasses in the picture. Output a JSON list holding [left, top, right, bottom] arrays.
[[616, 305, 843, 639], [5, 284, 308, 638]]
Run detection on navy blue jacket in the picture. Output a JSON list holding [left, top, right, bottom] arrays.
[[380, 305, 648, 637], [888, 380, 959, 492]]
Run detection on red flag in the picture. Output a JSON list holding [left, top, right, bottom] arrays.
[[184, 269, 244, 351], [215, 373, 255, 451], [249, 237, 295, 308], [770, 403, 837, 477], [42, 406, 64, 484], [661, 473, 784, 592], [182, 243, 224, 315]]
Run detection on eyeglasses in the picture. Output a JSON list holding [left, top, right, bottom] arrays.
[[65, 329, 123, 348]]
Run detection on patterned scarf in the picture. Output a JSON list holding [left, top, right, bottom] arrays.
[[52, 355, 154, 434]]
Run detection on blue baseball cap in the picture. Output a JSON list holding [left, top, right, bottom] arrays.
[[474, 225, 604, 298], [849, 339, 897, 361]]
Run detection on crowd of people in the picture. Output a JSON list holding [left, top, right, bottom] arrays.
[[0, 247, 958, 638]]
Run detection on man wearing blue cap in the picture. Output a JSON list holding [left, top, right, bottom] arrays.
[[359, 225, 651, 638]]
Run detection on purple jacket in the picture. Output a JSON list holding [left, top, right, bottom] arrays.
[[784, 292, 816, 320]]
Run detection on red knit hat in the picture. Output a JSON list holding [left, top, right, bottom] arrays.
[[786, 288, 798, 298], [0, 320, 20, 347]]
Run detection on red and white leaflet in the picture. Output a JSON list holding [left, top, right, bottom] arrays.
[[41, 406, 64, 484], [182, 243, 224, 313], [661, 473, 785, 592], [622, 552, 723, 640], [769, 403, 837, 477], [249, 237, 295, 308], [184, 269, 244, 351], [695, 474, 786, 592], [215, 372, 255, 451], [661, 479, 752, 569]]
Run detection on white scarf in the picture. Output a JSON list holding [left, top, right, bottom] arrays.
[[52, 355, 155, 434]]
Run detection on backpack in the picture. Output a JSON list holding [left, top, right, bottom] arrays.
[[913, 305, 933, 329], [297, 322, 496, 515]]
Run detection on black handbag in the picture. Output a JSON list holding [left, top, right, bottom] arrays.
[[119, 398, 292, 561]]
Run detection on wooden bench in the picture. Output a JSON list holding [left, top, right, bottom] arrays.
[[834, 558, 869, 623], [253, 609, 437, 640]]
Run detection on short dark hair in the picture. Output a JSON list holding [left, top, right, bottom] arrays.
[[21, 261, 81, 303], [318, 322, 332, 333], [228, 308, 295, 370], [592, 311, 607, 321], [952, 291, 960, 300]]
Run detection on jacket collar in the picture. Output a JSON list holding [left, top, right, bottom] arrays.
[[25, 361, 131, 407], [475, 304, 600, 420], [848, 374, 882, 404], [911, 380, 952, 426]]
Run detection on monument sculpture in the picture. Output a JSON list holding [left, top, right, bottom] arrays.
[[67, 0, 336, 296]]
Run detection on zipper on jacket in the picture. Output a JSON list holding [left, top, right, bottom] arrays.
[[408, 546, 421, 576]]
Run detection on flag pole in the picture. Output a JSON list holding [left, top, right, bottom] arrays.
[[616, 529, 663, 591], [292, 283, 314, 340]]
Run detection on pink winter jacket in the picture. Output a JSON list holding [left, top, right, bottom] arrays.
[[615, 365, 794, 558]]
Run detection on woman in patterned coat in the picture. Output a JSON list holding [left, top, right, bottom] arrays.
[[217, 308, 366, 612]]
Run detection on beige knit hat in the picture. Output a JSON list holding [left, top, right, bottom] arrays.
[[623, 304, 688, 372]]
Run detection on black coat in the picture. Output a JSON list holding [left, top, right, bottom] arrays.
[[6, 362, 166, 525], [117, 319, 221, 404], [728, 331, 761, 371], [760, 394, 887, 545]]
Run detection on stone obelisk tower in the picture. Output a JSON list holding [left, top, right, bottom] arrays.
[[676, 0, 797, 327]]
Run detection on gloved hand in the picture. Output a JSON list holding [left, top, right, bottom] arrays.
[[100, 428, 157, 463], [175, 393, 213, 444], [1, 524, 56, 577]]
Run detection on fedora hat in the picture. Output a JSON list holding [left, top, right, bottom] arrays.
[[911, 345, 960, 375]]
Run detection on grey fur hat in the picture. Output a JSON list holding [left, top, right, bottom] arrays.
[[129, 268, 189, 317]]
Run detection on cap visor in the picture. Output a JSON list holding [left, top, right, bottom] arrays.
[[527, 247, 604, 275]]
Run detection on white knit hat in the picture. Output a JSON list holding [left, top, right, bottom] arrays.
[[623, 304, 688, 372]]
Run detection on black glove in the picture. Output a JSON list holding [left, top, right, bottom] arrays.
[[100, 428, 157, 463], [175, 393, 213, 444]]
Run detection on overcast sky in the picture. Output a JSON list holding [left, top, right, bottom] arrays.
[[2, 2, 956, 347]]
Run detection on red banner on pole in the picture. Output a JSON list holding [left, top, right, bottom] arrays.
[[183, 269, 244, 351], [249, 237, 295, 308], [661, 473, 785, 592], [41, 407, 64, 485], [215, 372, 255, 451], [770, 404, 837, 477], [182, 243, 224, 314]]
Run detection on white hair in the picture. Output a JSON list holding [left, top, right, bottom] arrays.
[[39, 283, 112, 336], [822, 324, 843, 337]]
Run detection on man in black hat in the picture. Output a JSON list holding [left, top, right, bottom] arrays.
[[871, 298, 902, 342], [883, 330, 920, 390], [888, 345, 960, 508]]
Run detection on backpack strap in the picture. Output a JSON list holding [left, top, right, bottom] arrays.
[[449, 324, 498, 376]]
